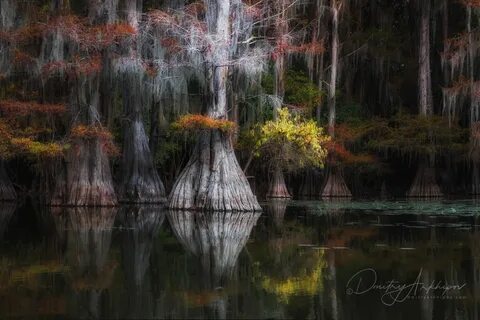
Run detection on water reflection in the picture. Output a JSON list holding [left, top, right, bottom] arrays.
[[0, 203, 14, 239], [2, 201, 480, 318], [168, 210, 260, 319], [117, 206, 165, 318], [52, 207, 117, 319]]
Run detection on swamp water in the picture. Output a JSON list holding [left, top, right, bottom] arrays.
[[0, 199, 480, 319]]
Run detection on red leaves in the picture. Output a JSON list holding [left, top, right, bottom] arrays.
[[0, 100, 66, 117], [460, 0, 480, 7], [41, 55, 103, 78]]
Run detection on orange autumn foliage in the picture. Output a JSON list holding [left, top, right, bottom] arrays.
[[70, 125, 119, 156], [172, 114, 237, 133], [0, 100, 66, 117]]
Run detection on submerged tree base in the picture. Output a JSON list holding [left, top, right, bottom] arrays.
[[0, 162, 16, 202], [51, 140, 117, 207], [407, 163, 443, 198], [266, 167, 291, 199], [321, 168, 352, 198], [168, 130, 261, 212]]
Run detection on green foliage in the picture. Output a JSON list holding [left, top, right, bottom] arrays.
[[241, 108, 329, 172], [263, 70, 323, 110], [367, 113, 469, 157]]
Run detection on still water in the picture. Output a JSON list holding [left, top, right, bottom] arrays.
[[1, 199, 480, 319]]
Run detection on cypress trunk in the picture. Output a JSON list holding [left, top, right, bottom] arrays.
[[322, 166, 352, 198], [51, 78, 117, 206], [168, 0, 260, 211], [0, 161, 15, 201], [407, 160, 442, 198], [408, 0, 442, 198], [120, 116, 166, 203], [169, 130, 261, 211], [266, 165, 291, 198], [321, 3, 352, 198]]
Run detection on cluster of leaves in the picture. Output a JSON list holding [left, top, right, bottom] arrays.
[[0, 100, 65, 117], [367, 113, 469, 158], [172, 114, 237, 133], [70, 125, 118, 156], [263, 70, 323, 110], [242, 108, 329, 171], [0, 100, 66, 159]]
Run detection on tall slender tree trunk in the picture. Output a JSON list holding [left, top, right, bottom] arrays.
[[119, 0, 166, 203], [0, 161, 15, 201], [51, 2, 118, 206], [168, 0, 260, 211], [321, 2, 351, 198], [408, 0, 442, 198], [267, 0, 291, 199]]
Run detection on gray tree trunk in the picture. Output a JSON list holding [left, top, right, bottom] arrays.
[[408, 0, 442, 198], [119, 0, 166, 204], [168, 0, 260, 211], [321, 2, 351, 198]]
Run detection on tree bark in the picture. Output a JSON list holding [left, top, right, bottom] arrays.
[[322, 166, 351, 198], [408, 0, 442, 198], [119, 1, 166, 204], [320, 2, 352, 198], [51, 78, 117, 206], [407, 160, 442, 197], [168, 0, 260, 211], [169, 130, 261, 211], [0, 161, 16, 201], [266, 165, 291, 198]]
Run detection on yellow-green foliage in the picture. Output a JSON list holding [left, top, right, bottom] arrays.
[[245, 108, 329, 171]]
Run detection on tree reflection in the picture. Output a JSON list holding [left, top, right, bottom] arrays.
[[167, 210, 260, 319], [0, 203, 14, 239], [52, 207, 117, 319], [117, 206, 165, 318]]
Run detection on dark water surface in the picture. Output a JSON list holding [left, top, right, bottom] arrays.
[[1, 199, 480, 319]]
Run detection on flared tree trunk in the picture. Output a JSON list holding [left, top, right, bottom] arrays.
[[169, 130, 261, 211], [322, 166, 352, 198], [168, 0, 260, 211], [119, 2, 166, 204], [0, 161, 15, 201], [321, 2, 352, 198], [407, 160, 442, 197], [408, 0, 442, 198], [51, 3, 117, 207], [266, 165, 291, 198], [51, 134, 117, 206]]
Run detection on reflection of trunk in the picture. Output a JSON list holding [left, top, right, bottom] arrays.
[[0, 203, 15, 239], [169, 130, 261, 211], [168, 210, 259, 319], [168, 0, 259, 211], [119, 206, 164, 288], [168, 210, 259, 288], [118, 205, 164, 318], [52, 207, 117, 319], [327, 250, 338, 320], [267, 166, 291, 199], [0, 161, 15, 201], [407, 160, 442, 197], [420, 269, 433, 320], [267, 199, 289, 229], [322, 167, 352, 198]]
